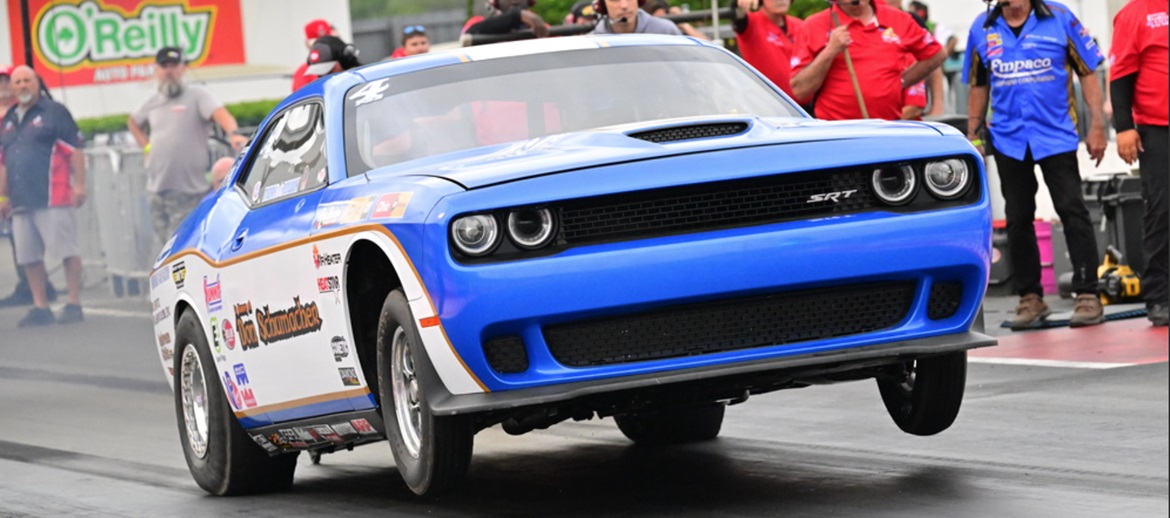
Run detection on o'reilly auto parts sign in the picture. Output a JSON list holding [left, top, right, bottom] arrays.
[[7, 0, 245, 87]]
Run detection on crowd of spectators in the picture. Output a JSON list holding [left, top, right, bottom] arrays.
[[1, 0, 1164, 329]]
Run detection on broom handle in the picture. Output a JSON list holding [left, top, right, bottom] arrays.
[[830, 9, 869, 119]]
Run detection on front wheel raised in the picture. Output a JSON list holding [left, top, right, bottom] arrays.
[[173, 309, 297, 495], [377, 290, 473, 497], [876, 351, 967, 436]]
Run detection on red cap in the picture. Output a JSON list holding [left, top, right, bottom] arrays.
[[0, 65, 12, 77], [304, 19, 334, 40]]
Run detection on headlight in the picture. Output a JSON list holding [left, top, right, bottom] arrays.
[[507, 208, 556, 249], [872, 165, 917, 205], [451, 215, 500, 257], [924, 159, 971, 199]]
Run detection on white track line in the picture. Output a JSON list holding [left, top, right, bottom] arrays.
[[969, 356, 1135, 369]]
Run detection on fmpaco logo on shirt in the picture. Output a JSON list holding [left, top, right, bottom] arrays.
[[989, 57, 1055, 85]]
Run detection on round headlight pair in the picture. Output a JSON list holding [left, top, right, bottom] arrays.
[[451, 208, 556, 257], [872, 159, 971, 205]]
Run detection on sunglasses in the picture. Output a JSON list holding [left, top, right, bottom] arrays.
[[403, 25, 426, 35]]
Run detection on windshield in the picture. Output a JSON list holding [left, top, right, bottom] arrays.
[[344, 45, 803, 175]]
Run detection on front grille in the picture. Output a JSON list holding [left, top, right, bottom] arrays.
[[629, 123, 750, 144], [544, 282, 915, 368], [558, 169, 874, 245], [927, 281, 963, 320], [484, 335, 528, 374]]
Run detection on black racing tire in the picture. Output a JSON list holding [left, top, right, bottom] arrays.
[[173, 309, 298, 495], [876, 351, 968, 436], [377, 289, 473, 497], [615, 403, 726, 445]]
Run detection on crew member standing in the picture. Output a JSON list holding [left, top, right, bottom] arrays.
[[732, 0, 804, 98], [790, 0, 945, 121], [964, 0, 1108, 329], [0, 66, 87, 326], [590, 0, 683, 35], [1109, 0, 1169, 326]]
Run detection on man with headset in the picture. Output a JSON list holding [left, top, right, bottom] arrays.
[[964, 0, 1107, 329], [591, 0, 683, 35]]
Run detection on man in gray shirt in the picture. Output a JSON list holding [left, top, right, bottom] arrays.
[[591, 0, 683, 35], [128, 47, 248, 244]]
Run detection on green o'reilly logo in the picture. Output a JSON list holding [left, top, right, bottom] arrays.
[[37, 1, 212, 68]]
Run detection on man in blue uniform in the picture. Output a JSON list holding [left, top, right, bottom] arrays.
[[964, 0, 1107, 329]]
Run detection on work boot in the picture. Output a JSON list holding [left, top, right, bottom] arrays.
[[1069, 294, 1105, 328], [1009, 293, 1051, 330], [1148, 304, 1169, 327], [17, 307, 55, 327], [57, 304, 84, 325]]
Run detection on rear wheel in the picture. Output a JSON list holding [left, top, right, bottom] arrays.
[[876, 351, 967, 436], [173, 309, 297, 495], [377, 290, 473, 497], [615, 403, 726, 445]]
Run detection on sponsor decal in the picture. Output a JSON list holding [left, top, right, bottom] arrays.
[[256, 297, 324, 345], [21, 0, 245, 88], [267, 432, 289, 448], [312, 425, 346, 444], [987, 46, 1003, 57], [222, 319, 236, 350], [279, 178, 299, 197], [160, 345, 174, 362], [262, 184, 281, 203], [340, 196, 374, 224], [210, 316, 222, 353], [278, 429, 309, 448], [312, 245, 342, 269], [171, 261, 186, 288], [150, 270, 169, 289], [338, 367, 361, 386], [331, 336, 349, 362], [233, 363, 257, 408], [157, 332, 172, 348], [251, 434, 279, 453], [204, 274, 223, 312], [295, 427, 326, 445], [314, 201, 347, 229], [153, 305, 171, 325], [331, 422, 358, 436], [1149, 12, 1169, 29], [350, 418, 378, 435], [370, 192, 414, 219], [223, 371, 242, 410], [317, 275, 340, 295], [234, 302, 260, 351], [251, 182, 261, 202]]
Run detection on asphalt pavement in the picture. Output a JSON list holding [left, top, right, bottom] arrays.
[[0, 238, 1166, 517]]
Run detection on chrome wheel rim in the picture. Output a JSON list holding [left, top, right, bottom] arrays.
[[180, 344, 210, 459], [391, 326, 423, 458]]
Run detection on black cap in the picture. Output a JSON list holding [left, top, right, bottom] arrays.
[[156, 47, 184, 65], [306, 35, 357, 76]]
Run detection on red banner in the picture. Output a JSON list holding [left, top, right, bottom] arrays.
[[7, 0, 246, 87]]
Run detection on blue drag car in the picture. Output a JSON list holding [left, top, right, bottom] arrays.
[[150, 35, 995, 497]]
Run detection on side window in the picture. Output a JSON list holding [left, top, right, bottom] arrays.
[[237, 102, 327, 205]]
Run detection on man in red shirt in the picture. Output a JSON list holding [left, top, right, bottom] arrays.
[[790, 0, 944, 120], [732, 0, 804, 98], [1110, 0, 1169, 326]]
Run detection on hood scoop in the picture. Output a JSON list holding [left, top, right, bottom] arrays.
[[629, 122, 750, 144]]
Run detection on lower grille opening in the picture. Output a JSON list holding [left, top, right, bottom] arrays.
[[544, 281, 916, 368], [484, 335, 529, 374], [927, 281, 963, 320]]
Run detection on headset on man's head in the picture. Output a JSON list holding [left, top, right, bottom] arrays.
[[593, 0, 647, 17]]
